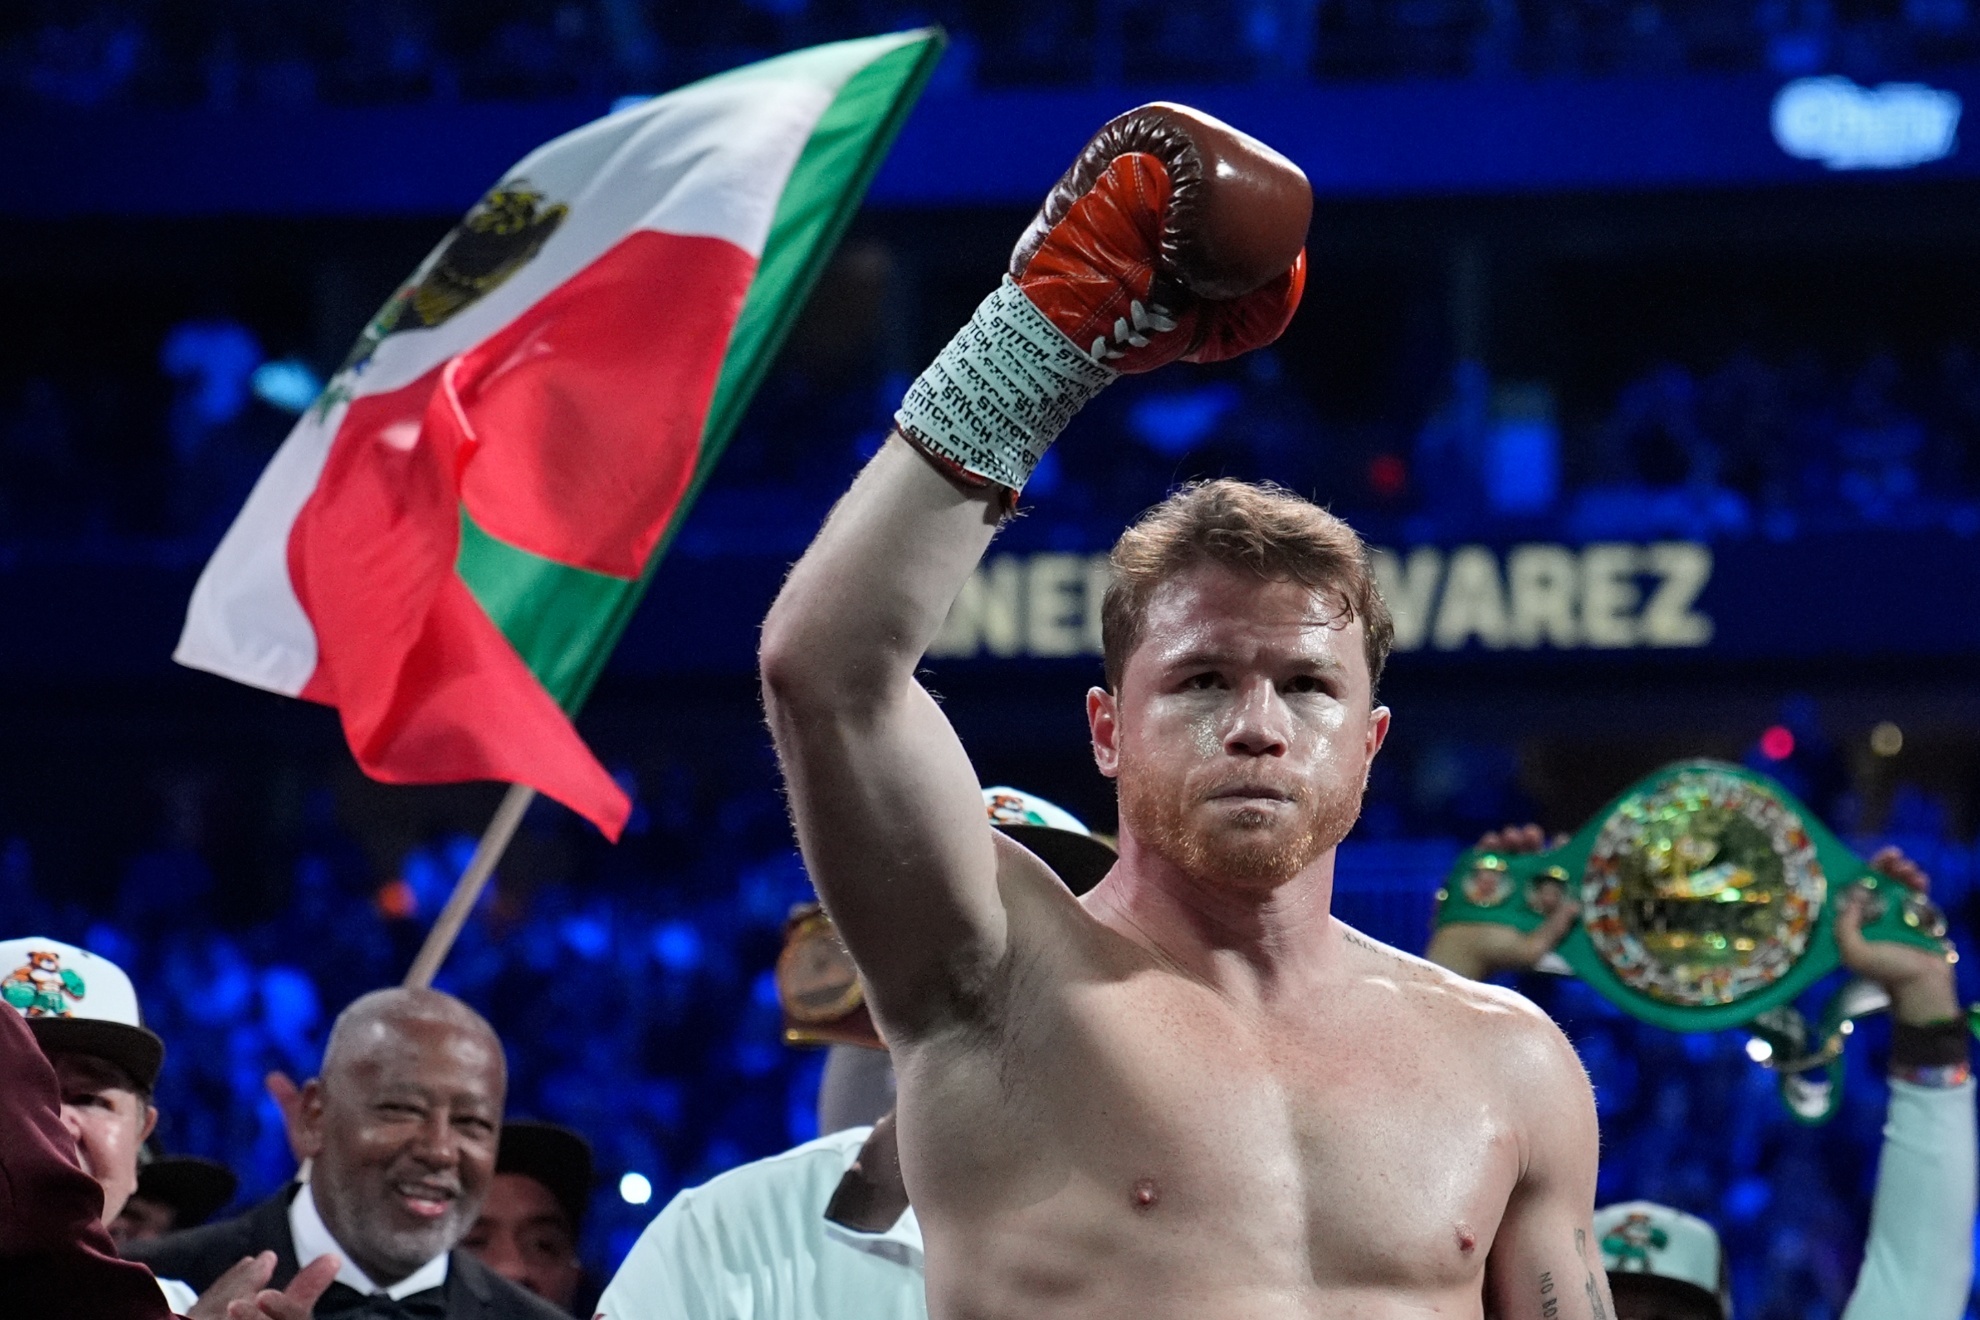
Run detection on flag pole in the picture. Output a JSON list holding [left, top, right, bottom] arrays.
[[403, 782, 537, 988]]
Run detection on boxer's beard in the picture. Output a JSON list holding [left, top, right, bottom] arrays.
[[1118, 750, 1364, 888]]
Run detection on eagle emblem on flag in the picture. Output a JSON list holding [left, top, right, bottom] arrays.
[[328, 181, 570, 397]]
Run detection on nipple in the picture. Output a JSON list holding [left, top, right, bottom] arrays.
[[1456, 1223, 1477, 1255], [1132, 1178, 1160, 1210]]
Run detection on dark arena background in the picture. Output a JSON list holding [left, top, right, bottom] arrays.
[[5, 2, 1980, 1316]]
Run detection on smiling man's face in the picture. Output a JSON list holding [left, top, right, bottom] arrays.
[[301, 1008, 505, 1286]]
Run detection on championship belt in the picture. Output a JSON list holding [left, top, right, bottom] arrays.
[[776, 903, 881, 1051], [1434, 760, 1956, 1121]]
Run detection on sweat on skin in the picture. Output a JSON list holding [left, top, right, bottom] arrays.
[[760, 451, 1616, 1319]]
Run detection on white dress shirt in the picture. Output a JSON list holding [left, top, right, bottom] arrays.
[[156, 1274, 200, 1316], [597, 1126, 925, 1320], [289, 1181, 451, 1299]]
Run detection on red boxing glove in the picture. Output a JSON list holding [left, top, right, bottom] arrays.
[[1009, 103, 1311, 374], [1182, 252, 1306, 365], [890, 103, 1309, 498]]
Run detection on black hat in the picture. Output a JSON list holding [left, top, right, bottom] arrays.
[[133, 1153, 238, 1229], [497, 1121, 594, 1234]]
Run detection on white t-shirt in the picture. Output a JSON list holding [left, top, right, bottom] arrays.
[[598, 1126, 926, 1320]]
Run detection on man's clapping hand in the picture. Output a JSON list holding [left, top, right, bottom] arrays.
[[188, 1251, 340, 1320]]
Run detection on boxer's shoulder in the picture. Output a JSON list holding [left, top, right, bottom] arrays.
[[1333, 922, 1564, 1051]]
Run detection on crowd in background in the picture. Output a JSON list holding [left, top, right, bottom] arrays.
[[0, 740, 828, 1283], [10, 300, 1980, 556], [5, 0, 1980, 109], [2, 700, 1976, 1316]]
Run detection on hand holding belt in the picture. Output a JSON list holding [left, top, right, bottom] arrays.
[[1434, 760, 1963, 1120]]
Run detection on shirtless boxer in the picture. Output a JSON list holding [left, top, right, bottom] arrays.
[[759, 103, 1612, 1319]]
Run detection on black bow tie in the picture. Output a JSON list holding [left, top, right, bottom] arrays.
[[315, 1280, 448, 1320]]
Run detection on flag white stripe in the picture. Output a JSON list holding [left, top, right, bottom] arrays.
[[355, 33, 917, 401], [177, 31, 924, 696], [173, 400, 344, 694]]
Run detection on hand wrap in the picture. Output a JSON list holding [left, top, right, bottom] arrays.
[[893, 277, 1117, 493]]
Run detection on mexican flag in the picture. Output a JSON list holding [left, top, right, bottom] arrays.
[[176, 30, 943, 841]]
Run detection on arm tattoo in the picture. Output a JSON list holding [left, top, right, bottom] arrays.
[[1341, 927, 1389, 956], [1540, 1270, 1559, 1319], [1571, 1229, 1609, 1320]]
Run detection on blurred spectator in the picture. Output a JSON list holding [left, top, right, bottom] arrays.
[[111, 1150, 239, 1247], [1, 936, 165, 1228], [461, 1120, 595, 1315], [158, 314, 276, 542], [1568, 360, 1753, 540], [1833, 352, 1928, 524], [595, 1114, 921, 1320], [0, 1004, 173, 1320]]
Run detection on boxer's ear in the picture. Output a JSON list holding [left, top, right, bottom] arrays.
[[1364, 704, 1392, 768], [1088, 687, 1121, 778]]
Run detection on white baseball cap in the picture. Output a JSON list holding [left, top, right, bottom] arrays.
[[982, 787, 1116, 895], [1593, 1200, 1730, 1319], [0, 937, 165, 1091]]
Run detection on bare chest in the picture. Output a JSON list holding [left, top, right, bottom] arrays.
[[903, 966, 1523, 1293]]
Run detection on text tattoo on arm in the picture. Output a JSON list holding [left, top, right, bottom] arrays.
[[1540, 1271, 1559, 1320], [1574, 1229, 1609, 1320], [1340, 927, 1391, 957]]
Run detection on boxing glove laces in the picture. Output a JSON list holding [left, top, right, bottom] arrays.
[[895, 102, 1312, 497]]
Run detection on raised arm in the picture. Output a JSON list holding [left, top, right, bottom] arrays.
[[1834, 848, 1975, 1320], [1483, 1011, 1614, 1320], [761, 103, 1310, 1042], [760, 439, 1012, 1040]]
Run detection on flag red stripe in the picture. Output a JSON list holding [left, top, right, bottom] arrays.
[[291, 364, 631, 838], [455, 230, 756, 580]]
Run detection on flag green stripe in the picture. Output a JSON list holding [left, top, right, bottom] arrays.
[[456, 509, 629, 704], [458, 30, 944, 710]]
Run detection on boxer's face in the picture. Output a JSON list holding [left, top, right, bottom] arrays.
[[302, 1015, 504, 1286], [51, 1052, 156, 1224], [462, 1173, 583, 1310], [1092, 562, 1389, 891]]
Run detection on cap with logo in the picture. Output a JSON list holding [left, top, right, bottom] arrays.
[[777, 787, 1117, 1049], [0, 936, 165, 1092], [1593, 1200, 1730, 1320], [980, 786, 1117, 896]]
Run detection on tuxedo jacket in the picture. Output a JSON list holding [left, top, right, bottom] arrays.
[[125, 1184, 567, 1320]]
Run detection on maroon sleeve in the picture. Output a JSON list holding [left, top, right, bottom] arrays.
[[0, 1005, 173, 1318]]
